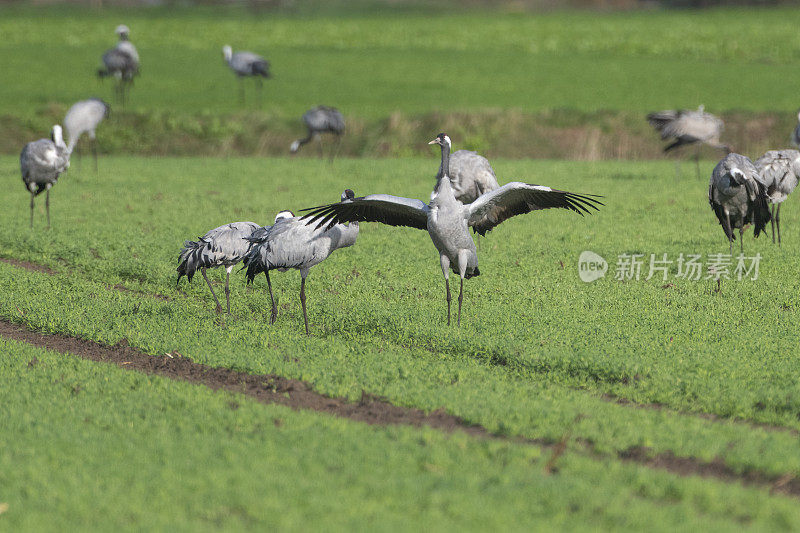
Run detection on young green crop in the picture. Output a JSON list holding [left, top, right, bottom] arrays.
[[1, 156, 800, 485], [5, 336, 800, 530], [2, 5, 800, 119]]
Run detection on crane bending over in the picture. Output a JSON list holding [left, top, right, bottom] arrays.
[[708, 153, 771, 254], [647, 105, 731, 179], [290, 106, 345, 160], [222, 45, 271, 104], [448, 149, 500, 205], [177, 220, 265, 314], [98, 25, 139, 106], [300, 134, 603, 326], [755, 149, 800, 245], [64, 98, 110, 172], [20, 125, 70, 229], [242, 191, 359, 335]]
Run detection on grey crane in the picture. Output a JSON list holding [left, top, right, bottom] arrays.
[[754, 149, 800, 245], [290, 106, 345, 160], [98, 25, 139, 106], [448, 149, 500, 204], [300, 133, 603, 326], [242, 191, 359, 335], [792, 111, 800, 149], [64, 98, 110, 172], [177, 220, 264, 314], [647, 105, 731, 179], [708, 153, 771, 254], [20, 125, 70, 229], [222, 45, 271, 104]]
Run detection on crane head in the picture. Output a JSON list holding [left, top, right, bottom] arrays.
[[428, 132, 451, 148], [222, 45, 233, 62], [50, 125, 65, 148], [729, 168, 748, 185], [115, 25, 130, 39], [274, 210, 294, 222], [341, 189, 355, 202]]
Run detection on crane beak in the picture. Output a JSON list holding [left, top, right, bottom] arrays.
[[428, 139, 439, 145]]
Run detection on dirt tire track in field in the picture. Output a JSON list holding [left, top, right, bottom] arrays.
[[2, 318, 800, 500], [0, 257, 58, 275]]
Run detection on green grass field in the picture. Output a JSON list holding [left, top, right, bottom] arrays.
[[3, 5, 800, 117], [3, 155, 800, 528], [5, 2, 800, 529], [4, 4, 800, 158]]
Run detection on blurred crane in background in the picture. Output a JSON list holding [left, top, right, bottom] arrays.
[[98, 25, 140, 107], [222, 45, 271, 104], [648, 105, 730, 179], [64, 98, 110, 172], [290, 106, 345, 161]]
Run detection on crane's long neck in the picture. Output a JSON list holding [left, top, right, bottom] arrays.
[[432, 142, 456, 205]]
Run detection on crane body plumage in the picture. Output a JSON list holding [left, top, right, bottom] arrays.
[[20, 125, 70, 229], [223, 46, 271, 77], [708, 153, 770, 253], [243, 197, 359, 334], [177, 221, 261, 314], [301, 133, 602, 326], [448, 149, 500, 204], [64, 98, 110, 170], [755, 149, 800, 244]]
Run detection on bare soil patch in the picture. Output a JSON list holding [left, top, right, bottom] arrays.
[[0, 257, 57, 275]]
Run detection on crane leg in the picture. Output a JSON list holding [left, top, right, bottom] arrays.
[[771, 205, 776, 243], [45, 187, 51, 229], [92, 138, 99, 173], [457, 278, 464, 327], [776, 204, 782, 246], [440, 255, 451, 326], [330, 135, 342, 164], [200, 267, 224, 314], [300, 276, 309, 335], [265, 270, 277, 324], [29, 191, 35, 229], [456, 250, 470, 327], [739, 225, 744, 254], [724, 211, 733, 255], [224, 267, 232, 315], [694, 153, 700, 180], [316, 135, 323, 159], [238, 78, 245, 105]]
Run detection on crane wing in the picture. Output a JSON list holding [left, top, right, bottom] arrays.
[[467, 182, 603, 236], [300, 194, 429, 231]]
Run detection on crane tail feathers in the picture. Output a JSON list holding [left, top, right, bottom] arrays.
[[176, 240, 204, 284], [752, 184, 772, 239]]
